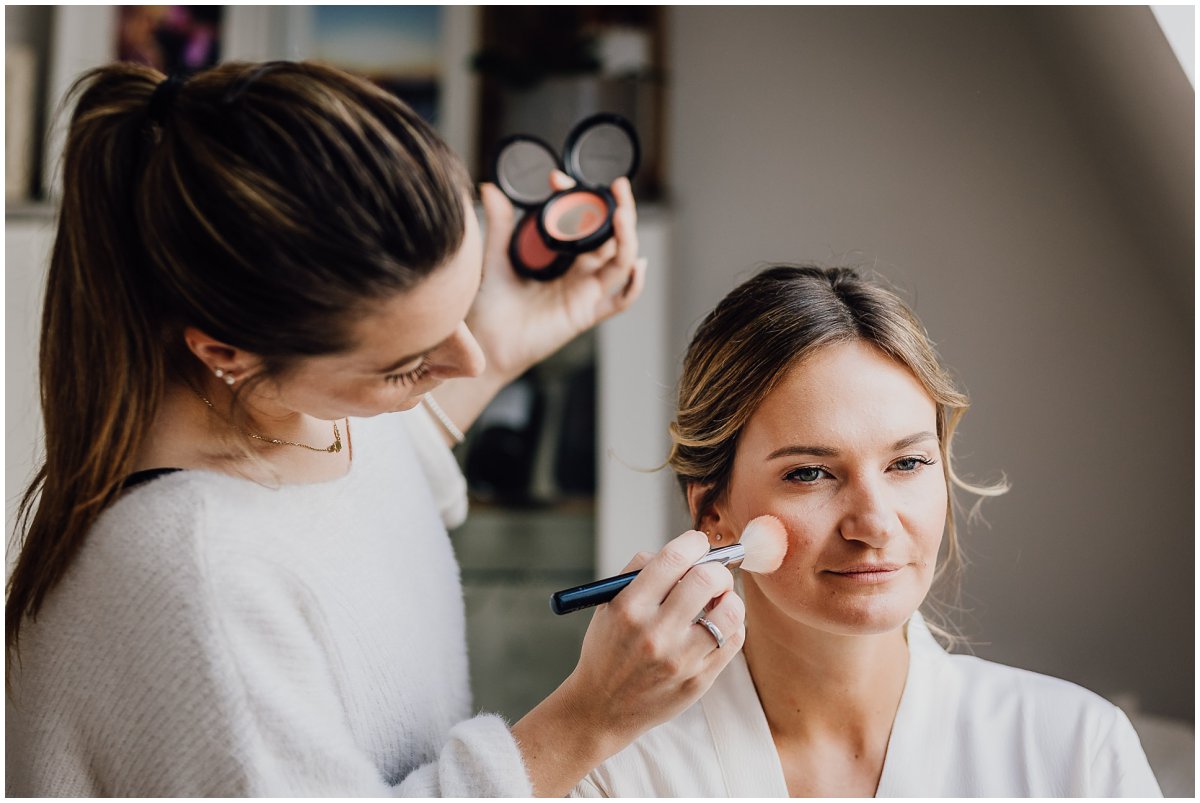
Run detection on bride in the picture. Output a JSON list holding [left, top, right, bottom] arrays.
[[575, 265, 1160, 798]]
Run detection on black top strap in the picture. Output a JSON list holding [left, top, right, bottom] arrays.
[[121, 467, 183, 491]]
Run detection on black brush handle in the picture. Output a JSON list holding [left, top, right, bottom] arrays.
[[550, 570, 640, 614], [550, 544, 746, 615]]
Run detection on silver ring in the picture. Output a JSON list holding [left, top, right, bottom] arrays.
[[694, 616, 726, 649]]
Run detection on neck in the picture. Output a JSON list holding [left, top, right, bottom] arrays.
[[741, 579, 910, 748], [133, 376, 350, 485]]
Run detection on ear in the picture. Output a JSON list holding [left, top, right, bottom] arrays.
[[183, 327, 262, 379], [686, 482, 729, 549]]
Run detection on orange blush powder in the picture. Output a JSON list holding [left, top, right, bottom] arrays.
[[544, 192, 607, 241]]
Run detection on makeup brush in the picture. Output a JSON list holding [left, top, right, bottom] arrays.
[[550, 515, 788, 615]]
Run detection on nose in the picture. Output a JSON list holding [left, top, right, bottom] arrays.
[[436, 321, 487, 380], [838, 477, 900, 549]]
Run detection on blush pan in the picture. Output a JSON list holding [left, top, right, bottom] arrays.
[[539, 190, 614, 252], [510, 213, 573, 280]]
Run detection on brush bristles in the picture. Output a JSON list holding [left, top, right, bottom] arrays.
[[738, 515, 788, 573]]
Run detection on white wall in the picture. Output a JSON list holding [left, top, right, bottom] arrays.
[[5, 214, 54, 567], [664, 6, 1192, 720]]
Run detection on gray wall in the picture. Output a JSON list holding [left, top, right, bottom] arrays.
[[665, 6, 1192, 720]]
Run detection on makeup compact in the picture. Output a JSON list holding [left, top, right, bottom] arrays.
[[494, 113, 640, 281]]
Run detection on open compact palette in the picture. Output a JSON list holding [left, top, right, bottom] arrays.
[[494, 113, 640, 281]]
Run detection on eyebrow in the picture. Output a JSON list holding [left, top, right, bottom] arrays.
[[765, 431, 938, 461]]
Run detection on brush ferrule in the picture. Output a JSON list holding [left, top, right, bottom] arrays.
[[694, 543, 746, 569]]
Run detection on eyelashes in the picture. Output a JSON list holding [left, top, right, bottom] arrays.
[[385, 359, 431, 387], [783, 456, 938, 484], [892, 456, 937, 472]]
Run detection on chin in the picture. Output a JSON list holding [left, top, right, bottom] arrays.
[[390, 396, 424, 413], [813, 598, 918, 637], [752, 575, 924, 638]]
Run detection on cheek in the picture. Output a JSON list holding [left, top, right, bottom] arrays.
[[907, 475, 949, 561]]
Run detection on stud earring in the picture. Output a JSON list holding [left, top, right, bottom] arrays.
[[214, 368, 235, 385], [714, 532, 723, 542]]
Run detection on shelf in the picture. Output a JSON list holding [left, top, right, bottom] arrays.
[[5, 201, 55, 221]]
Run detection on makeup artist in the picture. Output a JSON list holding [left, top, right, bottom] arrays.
[[6, 61, 745, 796]]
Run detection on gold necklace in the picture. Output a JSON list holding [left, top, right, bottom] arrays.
[[198, 394, 343, 454]]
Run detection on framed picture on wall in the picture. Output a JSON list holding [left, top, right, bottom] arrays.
[[115, 6, 223, 75], [310, 5, 443, 127], [42, 6, 478, 198]]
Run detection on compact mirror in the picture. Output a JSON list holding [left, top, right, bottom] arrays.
[[493, 113, 640, 280], [495, 136, 559, 208], [563, 114, 640, 188]]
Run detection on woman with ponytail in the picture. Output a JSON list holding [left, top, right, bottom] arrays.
[[6, 62, 746, 796]]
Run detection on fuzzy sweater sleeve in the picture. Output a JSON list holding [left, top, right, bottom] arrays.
[[6, 481, 530, 797]]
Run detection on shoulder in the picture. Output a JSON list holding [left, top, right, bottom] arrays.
[[79, 470, 223, 592], [925, 653, 1161, 795], [909, 615, 1116, 726], [21, 469, 319, 673], [944, 651, 1116, 722]]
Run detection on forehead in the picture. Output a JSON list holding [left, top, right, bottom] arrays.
[[345, 206, 482, 359], [741, 340, 937, 451]]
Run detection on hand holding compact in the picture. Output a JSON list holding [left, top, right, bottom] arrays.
[[494, 113, 640, 280], [471, 170, 645, 383]]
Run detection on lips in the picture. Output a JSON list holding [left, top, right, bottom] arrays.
[[829, 563, 903, 574], [824, 563, 905, 585]]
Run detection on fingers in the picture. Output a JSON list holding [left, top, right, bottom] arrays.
[[610, 177, 639, 272], [659, 560, 734, 624], [587, 256, 647, 324], [565, 177, 637, 276], [549, 169, 576, 192], [479, 182, 516, 269], [619, 530, 711, 608], [619, 550, 655, 574], [599, 254, 645, 302], [697, 591, 746, 662], [619, 256, 648, 307], [569, 237, 618, 273]]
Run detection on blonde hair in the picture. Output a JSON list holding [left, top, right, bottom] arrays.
[[668, 265, 1007, 646]]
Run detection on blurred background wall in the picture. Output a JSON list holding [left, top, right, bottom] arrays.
[[5, 4, 1194, 795], [665, 4, 1193, 723]]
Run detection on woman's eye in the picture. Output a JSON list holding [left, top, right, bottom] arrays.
[[785, 466, 829, 483], [892, 456, 936, 472], [385, 359, 430, 387]]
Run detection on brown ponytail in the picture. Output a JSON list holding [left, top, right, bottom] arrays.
[[8, 64, 167, 655], [7, 61, 471, 655]]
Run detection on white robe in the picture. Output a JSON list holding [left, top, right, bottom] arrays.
[[575, 613, 1162, 797]]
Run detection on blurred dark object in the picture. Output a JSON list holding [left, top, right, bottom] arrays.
[[471, 8, 601, 90], [474, 7, 665, 200], [117, 6, 222, 75], [465, 372, 545, 504], [554, 361, 597, 495]]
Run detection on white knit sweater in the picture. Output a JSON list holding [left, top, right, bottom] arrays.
[[6, 408, 533, 796]]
